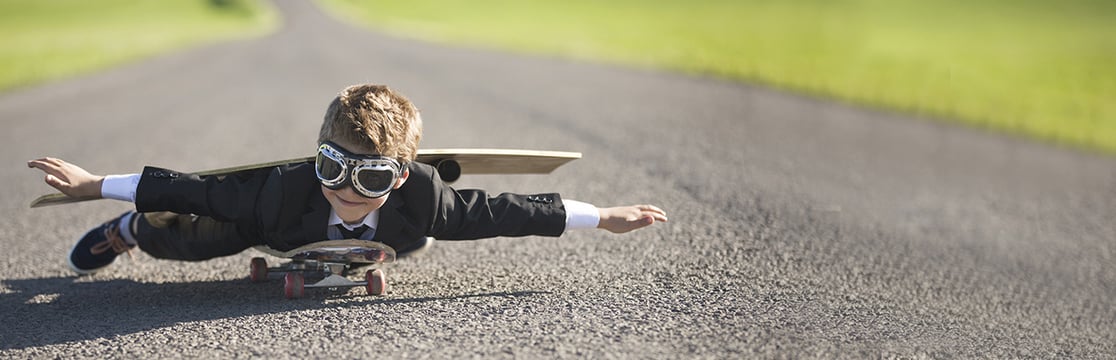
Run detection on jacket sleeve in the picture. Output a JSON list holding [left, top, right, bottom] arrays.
[[414, 164, 567, 240], [133, 166, 271, 223]]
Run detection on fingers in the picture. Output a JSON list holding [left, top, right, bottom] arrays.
[[596, 205, 668, 234], [44, 174, 66, 188], [28, 157, 97, 196], [637, 204, 666, 215], [29, 158, 69, 184], [614, 214, 656, 234], [27, 158, 52, 171], [28, 157, 64, 168], [635, 204, 668, 223], [28, 157, 66, 176]]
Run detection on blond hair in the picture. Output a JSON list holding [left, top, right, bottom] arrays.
[[318, 84, 422, 163]]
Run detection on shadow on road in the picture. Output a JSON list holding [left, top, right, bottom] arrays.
[[0, 276, 548, 350]]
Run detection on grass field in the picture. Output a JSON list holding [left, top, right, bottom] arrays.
[[0, 0, 275, 91], [320, 0, 1116, 154]]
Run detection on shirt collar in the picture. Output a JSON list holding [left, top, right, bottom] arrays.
[[327, 209, 379, 231]]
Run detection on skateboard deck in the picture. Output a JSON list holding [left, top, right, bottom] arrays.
[[249, 239, 398, 299], [29, 148, 581, 208], [255, 239, 397, 264]]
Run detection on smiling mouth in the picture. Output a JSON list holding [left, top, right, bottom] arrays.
[[334, 194, 365, 207]]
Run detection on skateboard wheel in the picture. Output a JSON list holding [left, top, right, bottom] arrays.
[[249, 257, 268, 282], [366, 269, 387, 296], [284, 272, 304, 299]]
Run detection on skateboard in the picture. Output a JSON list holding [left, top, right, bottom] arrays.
[[249, 239, 398, 299], [29, 148, 581, 208]]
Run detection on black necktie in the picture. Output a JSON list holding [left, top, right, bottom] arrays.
[[336, 224, 369, 239]]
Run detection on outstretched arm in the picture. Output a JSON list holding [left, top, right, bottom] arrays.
[[597, 205, 668, 234], [27, 158, 105, 199]]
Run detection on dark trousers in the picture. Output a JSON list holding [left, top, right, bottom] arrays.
[[134, 212, 262, 261]]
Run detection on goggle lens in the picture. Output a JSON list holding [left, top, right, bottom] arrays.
[[355, 168, 395, 194], [315, 152, 345, 183]]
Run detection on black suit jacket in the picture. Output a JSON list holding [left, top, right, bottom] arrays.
[[134, 161, 568, 252]]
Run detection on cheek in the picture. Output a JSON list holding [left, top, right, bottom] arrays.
[[364, 194, 389, 209]]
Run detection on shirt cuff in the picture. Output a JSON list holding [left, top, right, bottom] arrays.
[[564, 199, 600, 231], [101, 174, 140, 202]]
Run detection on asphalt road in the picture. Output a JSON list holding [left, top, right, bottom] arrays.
[[2, 0, 1114, 358]]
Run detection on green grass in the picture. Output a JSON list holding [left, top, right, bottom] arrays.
[[320, 0, 1116, 154], [0, 0, 275, 91]]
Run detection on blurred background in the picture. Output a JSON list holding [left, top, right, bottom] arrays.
[[2, 0, 1113, 154]]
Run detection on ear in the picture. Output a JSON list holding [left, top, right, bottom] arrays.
[[394, 168, 410, 189]]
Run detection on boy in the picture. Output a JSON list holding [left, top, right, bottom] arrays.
[[28, 84, 667, 274]]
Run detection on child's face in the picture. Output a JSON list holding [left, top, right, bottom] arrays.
[[319, 138, 406, 224]]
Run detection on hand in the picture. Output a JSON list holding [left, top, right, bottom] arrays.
[[598, 205, 668, 234], [27, 157, 105, 199]]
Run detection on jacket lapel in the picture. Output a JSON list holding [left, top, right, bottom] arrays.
[[373, 192, 412, 246], [301, 189, 331, 243], [301, 188, 416, 248]]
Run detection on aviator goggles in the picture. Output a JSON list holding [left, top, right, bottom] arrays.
[[315, 141, 404, 199]]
